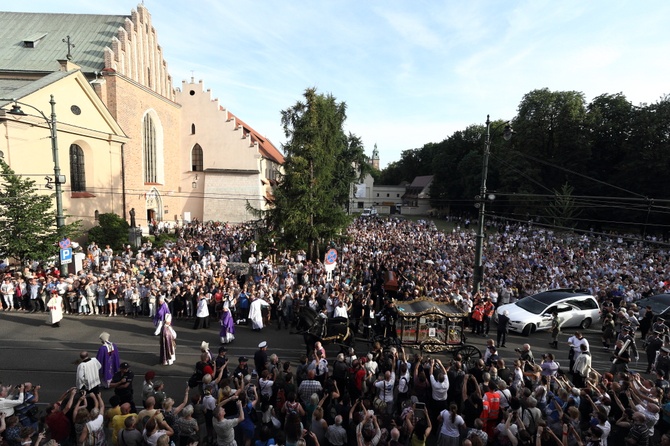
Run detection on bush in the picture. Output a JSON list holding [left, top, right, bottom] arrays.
[[87, 213, 129, 251]]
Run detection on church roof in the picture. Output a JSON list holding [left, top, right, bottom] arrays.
[[226, 110, 285, 165], [0, 12, 128, 74], [409, 175, 434, 189]]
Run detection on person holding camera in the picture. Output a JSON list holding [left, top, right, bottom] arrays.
[[0, 384, 25, 417], [212, 400, 244, 446], [403, 403, 432, 446]]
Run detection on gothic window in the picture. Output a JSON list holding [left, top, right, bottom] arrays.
[[144, 115, 157, 182], [191, 123, 196, 135], [192, 144, 203, 171], [69, 144, 86, 192]]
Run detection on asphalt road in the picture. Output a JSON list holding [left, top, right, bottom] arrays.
[[0, 311, 307, 408], [0, 312, 645, 410]]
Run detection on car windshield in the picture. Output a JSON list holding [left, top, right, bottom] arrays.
[[515, 296, 549, 315], [640, 296, 670, 315]]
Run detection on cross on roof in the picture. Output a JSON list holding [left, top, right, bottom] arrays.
[[62, 35, 75, 60]]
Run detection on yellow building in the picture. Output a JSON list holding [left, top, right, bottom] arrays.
[[0, 4, 283, 233], [0, 68, 128, 229]]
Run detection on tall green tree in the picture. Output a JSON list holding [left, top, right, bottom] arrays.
[[0, 160, 80, 264], [429, 126, 481, 210], [511, 89, 589, 194], [267, 88, 370, 259]]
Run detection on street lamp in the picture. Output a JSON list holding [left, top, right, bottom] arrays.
[[3, 95, 67, 276], [472, 114, 513, 294]]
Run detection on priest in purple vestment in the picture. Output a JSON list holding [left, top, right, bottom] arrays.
[[160, 313, 177, 365], [96, 331, 120, 388], [153, 295, 171, 335], [220, 306, 235, 344]]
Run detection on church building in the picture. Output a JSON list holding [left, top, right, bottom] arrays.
[[0, 4, 282, 233]]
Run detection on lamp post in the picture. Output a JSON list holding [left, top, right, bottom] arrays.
[[472, 114, 513, 294], [3, 95, 67, 276]]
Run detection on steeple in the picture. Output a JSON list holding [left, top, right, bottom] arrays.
[[371, 143, 379, 170]]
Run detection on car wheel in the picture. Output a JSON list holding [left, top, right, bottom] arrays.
[[580, 318, 592, 329], [522, 324, 533, 336]]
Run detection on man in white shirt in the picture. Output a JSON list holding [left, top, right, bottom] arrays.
[[76, 351, 102, 393], [429, 358, 450, 414], [374, 369, 395, 415], [333, 300, 349, 319], [567, 331, 589, 371], [0, 384, 25, 416]]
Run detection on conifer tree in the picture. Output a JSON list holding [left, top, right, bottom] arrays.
[[0, 160, 80, 264], [266, 88, 370, 259]]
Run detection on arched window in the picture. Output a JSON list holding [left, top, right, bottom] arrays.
[[143, 114, 157, 182], [69, 144, 86, 192], [191, 123, 196, 135], [192, 144, 203, 171]]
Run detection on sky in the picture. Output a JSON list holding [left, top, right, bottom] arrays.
[[3, 1, 670, 168]]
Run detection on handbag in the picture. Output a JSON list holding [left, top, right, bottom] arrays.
[[373, 396, 387, 413], [373, 381, 387, 413]]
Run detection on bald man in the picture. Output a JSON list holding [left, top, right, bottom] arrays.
[[76, 351, 102, 394], [111, 403, 137, 446]]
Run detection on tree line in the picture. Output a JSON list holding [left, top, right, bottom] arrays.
[[378, 88, 670, 238]]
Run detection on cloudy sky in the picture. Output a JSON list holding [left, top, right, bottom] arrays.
[[4, 1, 669, 168]]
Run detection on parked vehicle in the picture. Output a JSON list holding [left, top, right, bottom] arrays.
[[634, 294, 670, 320], [360, 208, 378, 217], [495, 289, 600, 336]]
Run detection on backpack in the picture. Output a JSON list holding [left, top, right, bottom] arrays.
[[188, 372, 200, 388], [523, 408, 538, 435], [275, 388, 286, 413], [285, 401, 300, 417]]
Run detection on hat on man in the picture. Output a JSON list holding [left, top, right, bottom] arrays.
[[662, 347, 670, 354], [120, 362, 130, 369], [239, 356, 248, 363], [99, 332, 111, 343], [258, 341, 267, 349], [218, 346, 227, 354]]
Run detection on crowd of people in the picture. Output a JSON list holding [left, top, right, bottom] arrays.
[[2, 216, 670, 446]]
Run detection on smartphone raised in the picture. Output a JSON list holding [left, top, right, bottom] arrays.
[[415, 402, 426, 419]]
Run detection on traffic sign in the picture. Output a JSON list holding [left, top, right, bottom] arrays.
[[59, 238, 71, 249], [60, 248, 73, 265], [324, 249, 338, 265]]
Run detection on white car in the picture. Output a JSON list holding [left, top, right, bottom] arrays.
[[360, 208, 378, 217], [496, 289, 600, 336]]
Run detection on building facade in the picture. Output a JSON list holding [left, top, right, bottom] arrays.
[[176, 79, 284, 223], [0, 5, 282, 234], [0, 69, 128, 230]]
